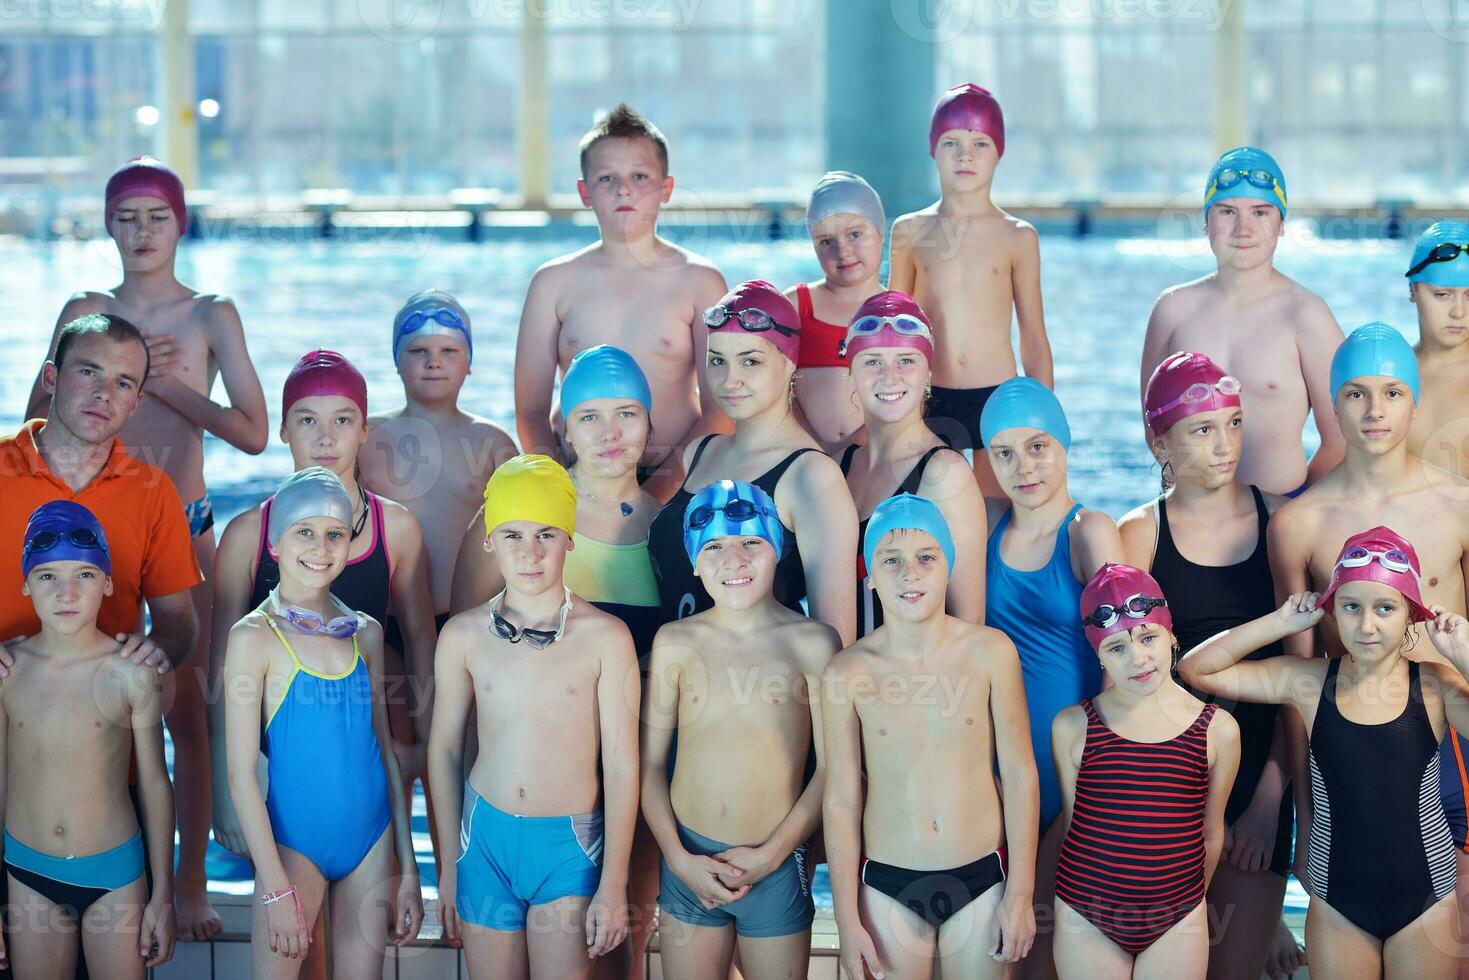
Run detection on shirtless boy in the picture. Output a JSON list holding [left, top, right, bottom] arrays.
[[1141, 146, 1344, 496], [2, 502, 175, 977], [1269, 321, 1469, 960], [1406, 221, 1469, 484], [642, 479, 838, 979], [824, 493, 1038, 979], [513, 105, 729, 501], [24, 157, 269, 939], [428, 456, 639, 980], [889, 83, 1054, 496]]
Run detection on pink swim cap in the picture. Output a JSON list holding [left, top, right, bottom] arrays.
[[1320, 527, 1432, 623], [1081, 562, 1173, 651], [843, 290, 935, 363], [282, 350, 368, 419], [707, 280, 801, 364], [1144, 351, 1242, 438], [105, 157, 187, 234], [929, 83, 1005, 159]]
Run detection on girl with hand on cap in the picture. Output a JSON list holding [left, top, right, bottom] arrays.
[[1052, 563, 1240, 979], [209, 351, 437, 866], [1120, 351, 1301, 980], [646, 281, 859, 644], [838, 291, 984, 638], [786, 171, 889, 452], [223, 467, 423, 977], [979, 376, 1122, 976], [1179, 528, 1469, 980]]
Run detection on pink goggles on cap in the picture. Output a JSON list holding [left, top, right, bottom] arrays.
[[1336, 545, 1420, 585], [1145, 375, 1242, 425], [840, 313, 935, 360]]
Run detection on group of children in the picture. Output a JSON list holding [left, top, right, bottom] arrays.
[[6, 79, 1469, 980]]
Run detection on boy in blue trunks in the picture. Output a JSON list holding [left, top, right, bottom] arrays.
[[24, 158, 270, 940], [1, 501, 175, 977], [513, 104, 730, 502], [889, 84, 1054, 498], [641, 480, 839, 979], [823, 494, 1039, 979], [428, 456, 640, 980], [1269, 322, 1469, 959]]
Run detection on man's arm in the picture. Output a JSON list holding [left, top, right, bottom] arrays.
[[136, 590, 198, 671], [131, 665, 178, 966], [140, 299, 269, 454], [1011, 223, 1054, 388], [1298, 299, 1347, 484], [513, 265, 565, 459]]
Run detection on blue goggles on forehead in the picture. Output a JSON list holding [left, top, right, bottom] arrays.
[[393, 307, 472, 361]]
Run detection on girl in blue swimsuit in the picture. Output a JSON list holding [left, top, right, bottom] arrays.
[[223, 468, 422, 977]]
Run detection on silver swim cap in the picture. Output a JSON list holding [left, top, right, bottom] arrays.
[[267, 467, 354, 548], [806, 171, 886, 238]]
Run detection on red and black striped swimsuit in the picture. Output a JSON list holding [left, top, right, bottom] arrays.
[[1055, 699, 1216, 955]]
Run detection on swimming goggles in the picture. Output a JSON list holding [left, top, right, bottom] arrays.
[[1207, 168, 1287, 209], [1083, 594, 1168, 631], [703, 305, 799, 338], [268, 589, 362, 639], [684, 497, 780, 532], [489, 587, 572, 649], [1144, 375, 1243, 424], [838, 313, 934, 357], [1406, 242, 1469, 279], [22, 527, 106, 561], [393, 306, 472, 360], [1336, 546, 1421, 584]]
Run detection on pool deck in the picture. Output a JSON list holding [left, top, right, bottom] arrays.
[[150, 893, 1310, 979]]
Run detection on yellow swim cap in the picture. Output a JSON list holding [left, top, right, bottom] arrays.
[[483, 454, 576, 538]]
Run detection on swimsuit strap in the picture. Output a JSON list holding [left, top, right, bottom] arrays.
[[839, 443, 860, 476], [366, 490, 392, 580], [1249, 484, 1270, 532], [899, 446, 950, 495], [760, 447, 822, 492], [264, 615, 308, 672], [796, 282, 814, 320], [680, 434, 721, 491]]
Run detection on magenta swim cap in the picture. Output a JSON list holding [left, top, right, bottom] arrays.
[[1081, 562, 1173, 651], [1320, 527, 1432, 624], [929, 83, 1005, 159], [843, 290, 935, 363], [1144, 351, 1243, 438], [105, 157, 187, 234], [282, 350, 368, 420], [706, 280, 801, 364]]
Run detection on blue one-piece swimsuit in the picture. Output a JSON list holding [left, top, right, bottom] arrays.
[[985, 503, 1102, 828]]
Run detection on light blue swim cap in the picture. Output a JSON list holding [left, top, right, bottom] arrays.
[[979, 376, 1072, 450], [1407, 221, 1469, 288], [683, 479, 784, 566], [268, 467, 354, 548], [806, 171, 886, 238], [1329, 322, 1420, 404], [392, 289, 473, 365], [863, 493, 955, 577], [559, 344, 653, 420], [1204, 146, 1287, 220]]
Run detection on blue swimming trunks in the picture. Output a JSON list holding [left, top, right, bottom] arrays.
[[658, 822, 814, 937], [3, 827, 145, 916], [455, 781, 603, 931], [183, 492, 214, 537]]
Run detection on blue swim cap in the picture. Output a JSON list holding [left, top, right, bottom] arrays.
[[559, 345, 653, 420], [22, 500, 111, 577], [1407, 221, 1469, 288], [863, 493, 955, 577], [1204, 146, 1287, 220], [683, 479, 784, 566], [1329, 322, 1420, 404], [392, 289, 473, 365], [979, 377, 1072, 450]]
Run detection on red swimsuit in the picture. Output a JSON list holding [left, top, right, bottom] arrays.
[[794, 283, 848, 369], [1055, 699, 1216, 955]]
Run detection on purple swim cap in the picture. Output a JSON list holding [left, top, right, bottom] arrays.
[[706, 280, 802, 365], [282, 350, 368, 419], [105, 157, 187, 234], [843, 291, 935, 363], [929, 83, 1005, 159]]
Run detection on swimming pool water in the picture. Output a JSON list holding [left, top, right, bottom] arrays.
[[8, 228, 1398, 910]]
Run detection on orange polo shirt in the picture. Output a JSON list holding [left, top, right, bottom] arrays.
[[0, 419, 203, 640]]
